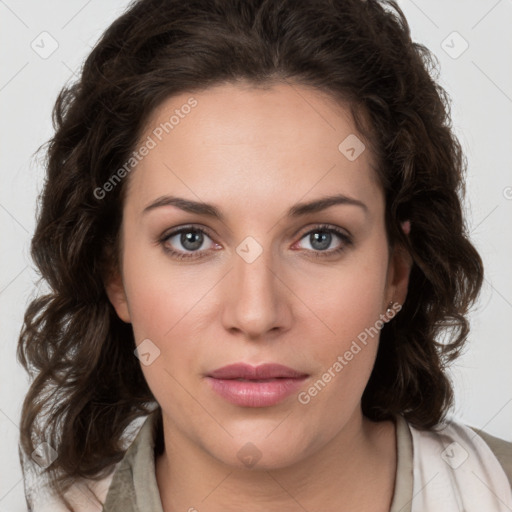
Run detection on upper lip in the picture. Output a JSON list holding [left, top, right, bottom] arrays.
[[207, 363, 308, 380]]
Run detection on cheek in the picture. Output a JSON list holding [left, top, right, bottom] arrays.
[[340, 267, 388, 339], [292, 239, 389, 409], [296, 269, 387, 427], [121, 252, 203, 404], [297, 241, 389, 349], [120, 237, 219, 399], [120, 229, 206, 341]]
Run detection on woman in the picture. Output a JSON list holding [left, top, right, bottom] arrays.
[[17, 0, 512, 511]]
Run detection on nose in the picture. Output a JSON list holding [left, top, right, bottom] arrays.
[[221, 243, 292, 340]]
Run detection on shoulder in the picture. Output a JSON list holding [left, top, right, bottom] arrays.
[[406, 415, 512, 489], [20, 413, 155, 512], [403, 415, 512, 510], [469, 425, 512, 487], [20, 454, 117, 512], [102, 410, 162, 511]]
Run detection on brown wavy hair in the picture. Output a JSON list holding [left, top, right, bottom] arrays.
[[18, 0, 483, 506]]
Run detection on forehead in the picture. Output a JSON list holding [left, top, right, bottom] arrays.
[[124, 81, 381, 215]]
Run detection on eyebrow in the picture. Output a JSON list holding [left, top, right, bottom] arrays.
[[142, 193, 368, 220]]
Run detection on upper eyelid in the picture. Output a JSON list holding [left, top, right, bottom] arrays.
[[160, 224, 215, 240], [295, 224, 351, 240]]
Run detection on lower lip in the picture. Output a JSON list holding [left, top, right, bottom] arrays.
[[205, 377, 308, 407]]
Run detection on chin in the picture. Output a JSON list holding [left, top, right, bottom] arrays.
[[205, 433, 311, 472]]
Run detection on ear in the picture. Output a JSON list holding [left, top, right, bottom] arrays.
[[105, 269, 132, 323], [385, 221, 413, 308]]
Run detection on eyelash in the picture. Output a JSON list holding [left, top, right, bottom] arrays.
[[158, 224, 353, 261]]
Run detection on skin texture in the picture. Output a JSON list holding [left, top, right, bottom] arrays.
[[106, 80, 412, 512]]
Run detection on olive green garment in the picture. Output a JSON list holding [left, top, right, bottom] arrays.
[[101, 410, 512, 512]]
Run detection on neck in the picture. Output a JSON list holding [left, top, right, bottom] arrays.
[[155, 410, 397, 512]]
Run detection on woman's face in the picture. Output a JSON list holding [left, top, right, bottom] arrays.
[[107, 81, 410, 469]]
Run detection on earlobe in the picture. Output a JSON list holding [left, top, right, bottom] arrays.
[[105, 271, 131, 323], [400, 220, 411, 235]]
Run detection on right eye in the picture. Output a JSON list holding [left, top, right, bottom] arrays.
[[159, 226, 220, 260]]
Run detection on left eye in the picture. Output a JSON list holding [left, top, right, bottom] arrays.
[[295, 226, 350, 253]]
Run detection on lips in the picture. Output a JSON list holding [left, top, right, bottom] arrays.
[[207, 363, 309, 380], [205, 363, 309, 407]]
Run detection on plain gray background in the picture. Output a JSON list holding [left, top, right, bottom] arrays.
[[1, 0, 511, 510]]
